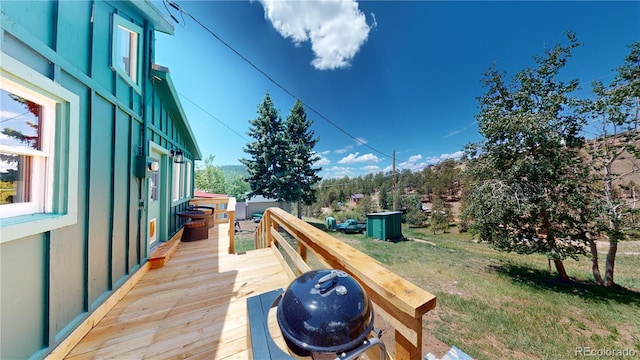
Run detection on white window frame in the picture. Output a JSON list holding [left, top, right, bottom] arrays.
[[172, 161, 181, 202], [0, 79, 55, 217], [111, 14, 143, 93], [185, 161, 192, 198], [0, 53, 79, 243], [171, 158, 192, 204]]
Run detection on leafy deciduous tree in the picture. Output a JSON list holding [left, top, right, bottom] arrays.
[[194, 154, 250, 200], [463, 33, 591, 282], [581, 41, 640, 286], [429, 196, 451, 234]]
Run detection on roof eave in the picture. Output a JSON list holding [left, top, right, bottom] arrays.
[[151, 65, 203, 160], [129, 0, 175, 35]]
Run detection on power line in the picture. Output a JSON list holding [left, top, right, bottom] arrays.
[[0, 111, 30, 124], [178, 91, 250, 142], [163, 0, 401, 162]]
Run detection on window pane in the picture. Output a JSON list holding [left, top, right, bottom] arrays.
[[116, 25, 138, 83], [129, 31, 138, 82], [0, 152, 32, 204], [1, 89, 42, 150], [150, 171, 159, 201], [173, 162, 180, 201]]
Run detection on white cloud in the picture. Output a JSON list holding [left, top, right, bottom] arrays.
[[425, 150, 465, 164], [1, 110, 25, 120], [355, 137, 368, 145], [314, 157, 331, 167], [382, 151, 465, 173], [335, 145, 353, 154], [444, 121, 477, 138], [407, 154, 423, 163], [320, 150, 331, 155], [324, 166, 354, 178], [259, 0, 371, 70], [370, 13, 378, 31], [361, 165, 380, 173], [398, 154, 428, 172], [338, 152, 380, 164]]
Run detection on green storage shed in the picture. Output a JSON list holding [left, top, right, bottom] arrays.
[[366, 211, 404, 241]]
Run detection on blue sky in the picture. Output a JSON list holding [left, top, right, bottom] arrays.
[[154, 1, 640, 178]]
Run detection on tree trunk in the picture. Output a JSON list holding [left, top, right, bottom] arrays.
[[604, 240, 618, 287], [589, 240, 604, 285], [297, 201, 302, 219], [554, 258, 571, 282]]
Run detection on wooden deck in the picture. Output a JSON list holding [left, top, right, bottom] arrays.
[[65, 223, 291, 359]]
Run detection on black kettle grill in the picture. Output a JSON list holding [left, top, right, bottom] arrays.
[[276, 269, 386, 359]]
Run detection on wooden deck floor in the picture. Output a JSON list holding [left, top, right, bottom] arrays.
[[65, 224, 291, 360]]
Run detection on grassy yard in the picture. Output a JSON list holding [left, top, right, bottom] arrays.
[[234, 218, 639, 359], [310, 219, 640, 359]]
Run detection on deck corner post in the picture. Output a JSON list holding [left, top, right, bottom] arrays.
[[395, 327, 422, 360]]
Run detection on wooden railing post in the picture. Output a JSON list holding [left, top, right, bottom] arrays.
[[227, 197, 236, 254], [395, 328, 422, 360], [297, 244, 307, 275], [265, 211, 272, 248]]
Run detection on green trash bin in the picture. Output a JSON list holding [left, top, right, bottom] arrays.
[[325, 216, 336, 230]]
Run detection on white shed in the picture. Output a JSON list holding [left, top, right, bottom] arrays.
[[245, 195, 292, 219]]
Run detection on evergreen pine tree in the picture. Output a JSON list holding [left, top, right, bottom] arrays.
[[241, 93, 288, 202], [284, 100, 322, 217]]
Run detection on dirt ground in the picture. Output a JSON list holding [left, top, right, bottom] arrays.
[[235, 219, 259, 233]]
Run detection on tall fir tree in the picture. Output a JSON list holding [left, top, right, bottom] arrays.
[[284, 100, 322, 217], [241, 93, 289, 202]]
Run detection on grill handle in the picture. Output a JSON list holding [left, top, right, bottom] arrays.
[[334, 337, 386, 360]]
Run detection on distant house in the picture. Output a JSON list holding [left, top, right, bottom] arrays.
[[351, 193, 365, 203], [246, 195, 292, 219], [0, 1, 201, 359], [194, 190, 228, 199]]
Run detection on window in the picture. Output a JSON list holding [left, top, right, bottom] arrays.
[[112, 14, 143, 92], [150, 171, 159, 201], [172, 159, 192, 203], [172, 161, 180, 202], [0, 53, 79, 242], [185, 162, 192, 198], [0, 85, 54, 215]]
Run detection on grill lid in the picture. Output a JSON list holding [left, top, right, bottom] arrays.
[[276, 269, 374, 355]]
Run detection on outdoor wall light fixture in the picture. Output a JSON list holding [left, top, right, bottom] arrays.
[[170, 149, 184, 163], [148, 159, 159, 172]]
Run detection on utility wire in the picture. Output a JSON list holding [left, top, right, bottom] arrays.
[[178, 91, 250, 142], [0, 111, 30, 123], [164, 0, 401, 162]]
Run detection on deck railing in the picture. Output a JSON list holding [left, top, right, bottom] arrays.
[[254, 207, 437, 360], [189, 196, 236, 253]]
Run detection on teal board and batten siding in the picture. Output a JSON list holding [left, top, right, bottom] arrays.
[[0, 1, 196, 359], [149, 65, 202, 234]]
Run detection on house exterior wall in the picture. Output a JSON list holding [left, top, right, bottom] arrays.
[[0, 1, 197, 359]]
